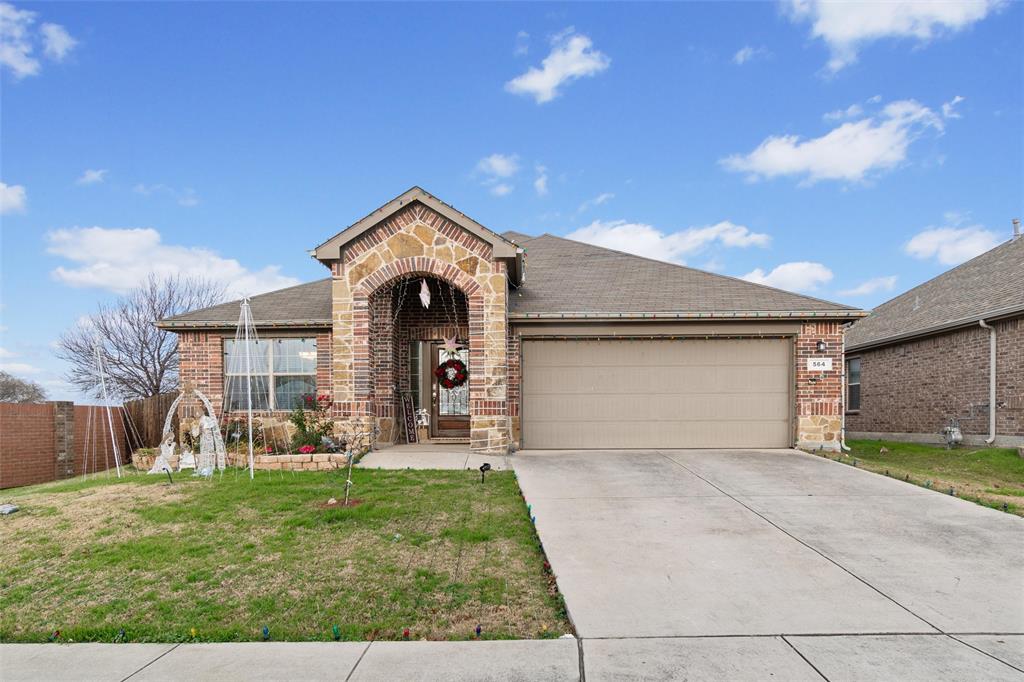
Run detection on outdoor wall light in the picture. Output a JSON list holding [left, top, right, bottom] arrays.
[[815, 340, 827, 352]]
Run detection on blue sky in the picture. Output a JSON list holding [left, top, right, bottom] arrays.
[[1, 1, 1021, 400]]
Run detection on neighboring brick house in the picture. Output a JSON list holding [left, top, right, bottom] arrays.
[[846, 235, 1023, 447], [157, 187, 865, 463]]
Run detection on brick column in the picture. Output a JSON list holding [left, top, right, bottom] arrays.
[[795, 321, 845, 451], [52, 401, 75, 480]]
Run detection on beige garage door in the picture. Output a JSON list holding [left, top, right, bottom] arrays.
[[521, 338, 792, 449]]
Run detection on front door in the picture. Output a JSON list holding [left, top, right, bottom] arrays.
[[431, 344, 470, 438]]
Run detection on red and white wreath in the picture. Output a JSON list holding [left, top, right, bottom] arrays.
[[434, 357, 468, 389]]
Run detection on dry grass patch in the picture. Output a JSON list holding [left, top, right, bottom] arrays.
[[0, 469, 570, 642]]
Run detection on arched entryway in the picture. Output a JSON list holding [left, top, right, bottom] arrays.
[[367, 274, 472, 444]]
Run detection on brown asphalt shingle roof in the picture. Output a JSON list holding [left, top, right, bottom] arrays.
[[506, 233, 860, 317], [158, 278, 332, 329], [159, 232, 863, 328], [846, 237, 1024, 350]]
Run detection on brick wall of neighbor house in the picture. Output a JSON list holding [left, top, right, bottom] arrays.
[[329, 202, 510, 454], [0, 402, 127, 489], [847, 317, 1024, 441], [796, 321, 846, 451]]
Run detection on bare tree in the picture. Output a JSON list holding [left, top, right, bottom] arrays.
[[0, 371, 47, 403], [57, 275, 226, 400]]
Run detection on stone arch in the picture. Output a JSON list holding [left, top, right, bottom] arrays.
[[353, 256, 482, 300], [349, 257, 486, 444]]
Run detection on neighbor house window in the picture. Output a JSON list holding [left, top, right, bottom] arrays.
[[846, 357, 861, 411], [224, 338, 317, 411]]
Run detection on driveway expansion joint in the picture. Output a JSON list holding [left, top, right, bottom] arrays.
[[656, 450, 944, 636], [120, 643, 180, 682]]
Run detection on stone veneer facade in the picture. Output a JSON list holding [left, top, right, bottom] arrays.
[[324, 202, 510, 454]]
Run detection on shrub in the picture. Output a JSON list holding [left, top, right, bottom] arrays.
[[290, 394, 334, 452]]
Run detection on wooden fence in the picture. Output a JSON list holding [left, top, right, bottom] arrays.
[[123, 392, 179, 448]]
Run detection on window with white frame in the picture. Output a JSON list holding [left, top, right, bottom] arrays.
[[224, 338, 317, 411], [846, 357, 861, 411]]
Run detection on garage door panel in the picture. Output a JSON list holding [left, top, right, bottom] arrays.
[[524, 393, 790, 422], [527, 365, 790, 395], [524, 419, 792, 450], [522, 338, 791, 449]]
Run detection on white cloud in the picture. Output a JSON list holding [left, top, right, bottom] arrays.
[[838, 275, 898, 297], [46, 226, 300, 298], [40, 21, 75, 60], [177, 188, 200, 207], [476, 153, 519, 179], [742, 261, 833, 293], [904, 224, 1000, 265], [533, 165, 549, 196], [0, 361, 40, 374], [567, 219, 770, 264], [785, 0, 1004, 73], [577, 192, 615, 213], [505, 28, 610, 104], [133, 182, 200, 207], [0, 2, 38, 77], [823, 103, 863, 121], [942, 94, 965, 118], [475, 153, 520, 196], [733, 45, 768, 65], [0, 3, 76, 78], [514, 30, 529, 56], [721, 99, 946, 184], [76, 169, 108, 185], [0, 181, 27, 214], [0, 346, 14, 358]]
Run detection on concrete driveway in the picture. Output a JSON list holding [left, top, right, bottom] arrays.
[[513, 449, 1024, 679]]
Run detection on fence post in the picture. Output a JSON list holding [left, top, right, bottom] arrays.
[[53, 401, 75, 480]]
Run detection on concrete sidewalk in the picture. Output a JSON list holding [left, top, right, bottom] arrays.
[[358, 443, 509, 471], [4, 635, 1023, 681]]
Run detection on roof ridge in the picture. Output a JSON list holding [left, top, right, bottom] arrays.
[[867, 236, 1020, 314], [533, 232, 858, 311]]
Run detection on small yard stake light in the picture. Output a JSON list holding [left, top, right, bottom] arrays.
[[479, 462, 491, 483]]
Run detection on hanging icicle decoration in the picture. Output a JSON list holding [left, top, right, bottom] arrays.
[[418, 279, 431, 308]]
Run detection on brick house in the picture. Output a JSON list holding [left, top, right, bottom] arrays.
[[157, 187, 865, 462], [846, 234, 1023, 447]]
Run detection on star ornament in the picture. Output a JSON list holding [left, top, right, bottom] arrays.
[[442, 336, 462, 353], [418, 279, 431, 308]]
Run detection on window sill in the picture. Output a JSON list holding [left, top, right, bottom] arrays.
[[845, 410, 861, 416]]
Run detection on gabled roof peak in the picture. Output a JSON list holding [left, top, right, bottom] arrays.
[[312, 187, 520, 264]]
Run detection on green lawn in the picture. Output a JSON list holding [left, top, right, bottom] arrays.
[[836, 439, 1024, 516], [0, 468, 570, 643]]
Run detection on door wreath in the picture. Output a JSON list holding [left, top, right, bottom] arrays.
[[434, 357, 468, 389]]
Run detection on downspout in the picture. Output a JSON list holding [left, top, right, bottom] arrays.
[[840, 322, 851, 452], [979, 319, 997, 445]]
